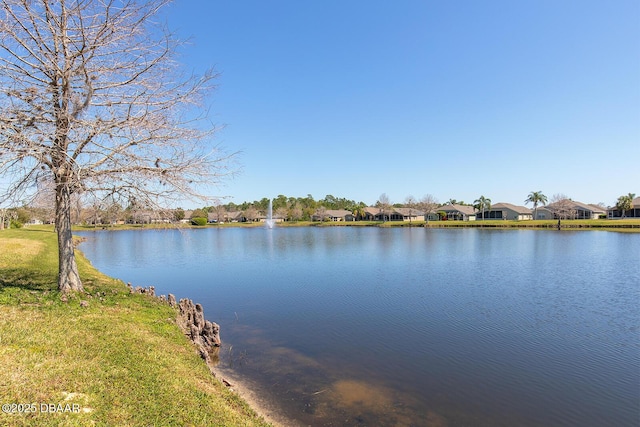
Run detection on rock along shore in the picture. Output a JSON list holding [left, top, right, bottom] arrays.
[[126, 283, 292, 426], [127, 284, 221, 372]]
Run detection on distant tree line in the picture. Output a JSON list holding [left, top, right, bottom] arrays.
[[203, 194, 368, 222], [1, 191, 636, 229]]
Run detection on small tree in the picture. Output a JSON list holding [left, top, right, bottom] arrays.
[[173, 208, 185, 223], [190, 208, 207, 222], [404, 195, 417, 224], [0, 191, 20, 230], [314, 206, 328, 221], [418, 194, 439, 224], [243, 206, 259, 222], [209, 201, 226, 223], [550, 194, 575, 221], [289, 203, 303, 222], [275, 206, 288, 222], [615, 193, 635, 218], [0, 208, 7, 230], [377, 193, 392, 222], [352, 205, 366, 221]]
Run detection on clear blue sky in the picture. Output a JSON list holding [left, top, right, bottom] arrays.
[[162, 0, 639, 207]]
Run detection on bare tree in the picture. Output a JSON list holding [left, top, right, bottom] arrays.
[[243, 206, 259, 222], [376, 193, 392, 222], [209, 200, 226, 223], [289, 203, 303, 222], [0, 201, 11, 230], [550, 194, 575, 220], [404, 195, 417, 224], [418, 194, 439, 224], [0, 0, 235, 292], [275, 206, 288, 222], [314, 206, 327, 221], [0, 208, 7, 230], [0, 188, 21, 229]]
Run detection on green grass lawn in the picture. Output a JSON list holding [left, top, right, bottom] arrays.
[[0, 227, 271, 427]]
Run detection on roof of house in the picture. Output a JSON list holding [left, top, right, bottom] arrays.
[[586, 204, 607, 213], [363, 206, 384, 216], [393, 207, 425, 216], [546, 200, 606, 214], [324, 209, 353, 217], [491, 202, 532, 214], [573, 201, 605, 213], [224, 211, 243, 220], [439, 204, 477, 215]]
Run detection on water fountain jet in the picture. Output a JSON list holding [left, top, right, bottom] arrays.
[[265, 199, 275, 229]]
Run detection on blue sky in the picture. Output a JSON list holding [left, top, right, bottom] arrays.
[[162, 0, 639, 207]]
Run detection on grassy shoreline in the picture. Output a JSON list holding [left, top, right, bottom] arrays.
[[0, 227, 271, 427]]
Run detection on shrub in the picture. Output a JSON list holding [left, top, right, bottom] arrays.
[[10, 219, 23, 228], [191, 217, 207, 226]]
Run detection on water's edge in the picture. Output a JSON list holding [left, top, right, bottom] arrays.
[[90, 267, 291, 426]]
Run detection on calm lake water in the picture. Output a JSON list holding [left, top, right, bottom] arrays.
[[77, 227, 640, 426]]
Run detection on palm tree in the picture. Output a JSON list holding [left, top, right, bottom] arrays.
[[616, 193, 636, 218], [352, 206, 366, 221], [473, 195, 491, 220], [525, 191, 548, 220]]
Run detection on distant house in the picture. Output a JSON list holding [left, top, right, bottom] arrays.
[[312, 209, 354, 222], [608, 197, 640, 218], [363, 207, 386, 221], [393, 207, 425, 222], [131, 211, 150, 224], [439, 204, 477, 221], [362, 206, 412, 221], [577, 202, 606, 219], [223, 211, 244, 223], [539, 200, 606, 220], [180, 210, 194, 223], [258, 214, 285, 223], [533, 207, 553, 220], [424, 212, 440, 221], [478, 203, 532, 220], [127, 210, 171, 224]]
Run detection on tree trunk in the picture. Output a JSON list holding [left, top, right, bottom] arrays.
[[56, 184, 83, 293]]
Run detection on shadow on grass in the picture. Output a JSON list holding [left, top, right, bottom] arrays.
[[0, 267, 57, 300]]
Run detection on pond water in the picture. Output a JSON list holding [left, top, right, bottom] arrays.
[[77, 227, 640, 426]]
